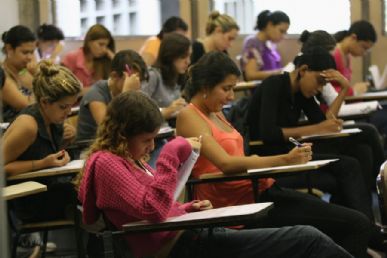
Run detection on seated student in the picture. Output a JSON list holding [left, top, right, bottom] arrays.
[[176, 51, 380, 257], [76, 50, 145, 142], [1, 25, 36, 122], [76, 90, 352, 258], [244, 47, 387, 254], [139, 16, 188, 66], [241, 10, 289, 81], [333, 20, 376, 96], [3, 59, 81, 195], [297, 30, 384, 190], [34, 24, 65, 64], [191, 11, 239, 65], [333, 20, 387, 140], [141, 33, 190, 121], [3, 61, 81, 256], [62, 24, 115, 92]]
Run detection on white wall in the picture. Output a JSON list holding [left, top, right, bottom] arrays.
[[0, 0, 19, 61]]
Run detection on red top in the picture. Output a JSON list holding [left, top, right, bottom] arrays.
[[189, 103, 275, 208], [78, 137, 195, 258], [62, 47, 95, 88], [332, 47, 354, 96]]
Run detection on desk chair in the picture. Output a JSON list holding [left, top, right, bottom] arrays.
[[88, 203, 273, 258], [7, 176, 85, 258]]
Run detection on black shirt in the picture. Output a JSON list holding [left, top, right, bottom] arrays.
[[17, 104, 64, 161], [246, 73, 325, 148]]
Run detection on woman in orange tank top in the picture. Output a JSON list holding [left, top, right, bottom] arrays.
[[176, 51, 381, 257]]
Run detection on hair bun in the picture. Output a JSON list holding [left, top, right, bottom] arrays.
[[2, 31, 8, 43], [209, 11, 220, 20], [299, 30, 311, 43], [38, 60, 60, 76]]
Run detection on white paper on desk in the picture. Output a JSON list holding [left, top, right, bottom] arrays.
[[369, 65, 387, 89], [158, 126, 174, 134], [299, 128, 362, 141], [36, 160, 85, 173], [125, 202, 273, 226], [338, 101, 381, 117], [173, 150, 200, 200], [247, 159, 338, 174]]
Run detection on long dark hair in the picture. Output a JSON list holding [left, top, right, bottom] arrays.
[[184, 51, 241, 101], [255, 10, 290, 31], [299, 30, 336, 53], [334, 20, 377, 43], [83, 24, 115, 81], [154, 33, 190, 88], [157, 16, 188, 39]]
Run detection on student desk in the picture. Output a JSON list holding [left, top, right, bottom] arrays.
[[345, 91, 387, 102], [234, 80, 261, 92], [100, 203, 273, 258], [7, 160, 84, 182], [186, 160, 336, 203], [3, 181, 47, 201]]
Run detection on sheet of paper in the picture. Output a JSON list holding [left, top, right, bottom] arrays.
[[125, 202, 273, 227], [34, 159, 85, 173], [338, 101, 381, 116], [174, 150, 200, 200], [369, 65, 387, 89], [247, 159, 338, 174], [299, 128, 362, 141]]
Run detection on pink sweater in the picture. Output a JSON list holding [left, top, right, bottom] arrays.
[[78, 137, 194, 258]]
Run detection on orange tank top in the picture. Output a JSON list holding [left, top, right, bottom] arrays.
[[189, 103, 274, 208]]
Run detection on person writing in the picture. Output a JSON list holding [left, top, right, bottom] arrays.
[[76, 90, 352, 258]]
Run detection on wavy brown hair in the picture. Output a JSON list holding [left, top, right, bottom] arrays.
[[74, 91, 163, 189]]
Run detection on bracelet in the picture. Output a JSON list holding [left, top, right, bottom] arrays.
[[31, 160, 35, 171]]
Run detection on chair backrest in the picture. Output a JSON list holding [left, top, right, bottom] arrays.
[[376, 160, 387, 226]]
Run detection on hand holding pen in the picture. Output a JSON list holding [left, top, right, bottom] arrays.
[[287, 137, 312, 164]]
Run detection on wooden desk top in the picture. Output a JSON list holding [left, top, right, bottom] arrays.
[[7, 160, 84, 181], [298, 128, 361, 142], [234, 81, 261, 91], [3, 181, 47, 200], [122, 202, 272, 233], [188, 159, 338, 185], [345, 91, 387, 102]]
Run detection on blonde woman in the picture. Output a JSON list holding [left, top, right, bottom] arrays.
[[190, 11, 239, 65]]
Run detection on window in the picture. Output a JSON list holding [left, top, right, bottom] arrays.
[[129, 12, 137, 34], [213, 0, 351, 34], [80, 0, 88, 12], [56, 0, 161, 37], [95, 0, 105, 11]]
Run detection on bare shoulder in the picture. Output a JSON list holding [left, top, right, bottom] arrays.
[[176, 106, 211, 137], [4, 115, 38, 139]]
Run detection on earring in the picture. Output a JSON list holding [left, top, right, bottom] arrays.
[[203, 94, 207, 99]]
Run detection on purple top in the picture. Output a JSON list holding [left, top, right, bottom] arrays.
[[240, 34, 281, 72]]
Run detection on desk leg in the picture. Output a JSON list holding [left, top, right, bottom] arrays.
[[101, 231, 114, 258], [251, 179, 259, 203], [187, 184, 194, 202]]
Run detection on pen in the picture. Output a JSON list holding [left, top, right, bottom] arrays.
[[328, 110, 337, 120], [125, 64, 132, 76], [289, 137, 303, 147]]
